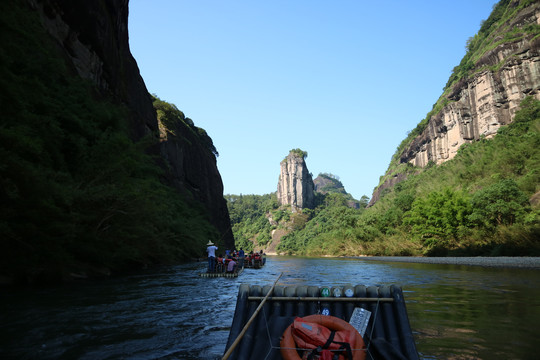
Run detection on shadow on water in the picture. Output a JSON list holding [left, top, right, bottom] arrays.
[[1, 256, 539, 359]]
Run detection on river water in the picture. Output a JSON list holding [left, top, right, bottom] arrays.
[[1, 256, 539, 359]]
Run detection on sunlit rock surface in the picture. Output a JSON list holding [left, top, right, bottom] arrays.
[[277, 152, 315, 211]]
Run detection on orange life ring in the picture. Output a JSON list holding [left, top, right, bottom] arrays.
[[280, 314, 366, 360]]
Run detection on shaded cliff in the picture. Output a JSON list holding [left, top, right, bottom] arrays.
[[32, 0, 156, 139], [37, 0, 232, 246], [154, 97, 234, 248], [277, 149, 315, 211], [33, 0, 232, 246], [371, 0, 540, 206], [0, 0, 232, 284]]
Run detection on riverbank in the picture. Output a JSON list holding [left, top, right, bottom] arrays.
[[355, 256, 540, 269]]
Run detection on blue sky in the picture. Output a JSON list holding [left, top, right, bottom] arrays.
[[128, 0, 498, 200]]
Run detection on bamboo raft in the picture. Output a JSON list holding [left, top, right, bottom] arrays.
[[199, 267, 244, 278], [224, 282, 418, 360], [244, 257, 265, 269]]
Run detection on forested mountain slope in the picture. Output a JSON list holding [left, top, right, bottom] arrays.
[[371, 0, 540, 205], [0, 0, 232, 285]]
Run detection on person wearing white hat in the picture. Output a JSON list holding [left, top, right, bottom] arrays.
[[206, 240, 218, 272]]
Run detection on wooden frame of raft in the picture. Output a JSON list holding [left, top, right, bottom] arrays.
[[224, 284, 419, 360]]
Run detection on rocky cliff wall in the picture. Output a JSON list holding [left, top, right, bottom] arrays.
[[368, 173, 410, 207], [32, 0, 233, 247], [400, 4, 540, 168], [31, 0, 156, 139], [369, 2, 540, 207], [158, 124, 233, 246], [277, 153, 315, 210]]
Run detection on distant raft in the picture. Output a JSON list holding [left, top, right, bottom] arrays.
[[244, 254, 266, 269], [199, 267, 244, 278], [224, 284, 419, 360]]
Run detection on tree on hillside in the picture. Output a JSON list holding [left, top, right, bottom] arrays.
[[359, 195, 370, 208], [404, 189, 472, 253], [469, 179, 530, 228]]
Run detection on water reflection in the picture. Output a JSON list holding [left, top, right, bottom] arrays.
[[0, 256, 539, 359]]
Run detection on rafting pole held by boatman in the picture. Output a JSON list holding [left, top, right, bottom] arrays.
[[222, 272, 283, 360]]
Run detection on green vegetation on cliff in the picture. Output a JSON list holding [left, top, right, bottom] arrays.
[[284, 148, 308, 161], [226, 194, 280, 252], [385, 0, 540, 185], [0, 2, 217, 283], [153, 95, 219, 157], [447, 0, 540, 91]]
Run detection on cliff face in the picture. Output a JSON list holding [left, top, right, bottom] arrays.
[[32, 0, 156, 139], [277, 153, 315, 210], [370, 1, 540, 206], [400, 4, 540, 168], [368, 173, 409, 207], [33, 0, 233, 247], [158, 123, 233, 247]]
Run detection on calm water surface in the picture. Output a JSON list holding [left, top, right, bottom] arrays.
[[1, 256, 539, 359]]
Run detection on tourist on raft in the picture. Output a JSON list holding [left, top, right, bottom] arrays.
[[206, 240, 218, 273], [227, 256, 237, 273], [216, 254, 224, 272], [238, 248, 245, 268]]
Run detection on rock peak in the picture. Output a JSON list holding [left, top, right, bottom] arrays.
[[277, 149, 315, 211]]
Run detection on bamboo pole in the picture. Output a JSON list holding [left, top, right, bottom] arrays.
[[247, 296, 394, 302], [222, 272, 283, 360]]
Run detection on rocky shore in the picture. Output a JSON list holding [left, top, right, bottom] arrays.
[[356, 256, 540, 269]]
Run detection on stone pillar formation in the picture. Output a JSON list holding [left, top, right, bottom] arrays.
[[277, 150, 315, 211]]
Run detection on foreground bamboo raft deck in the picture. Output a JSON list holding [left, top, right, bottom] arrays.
[[224, 284, 419, 360]]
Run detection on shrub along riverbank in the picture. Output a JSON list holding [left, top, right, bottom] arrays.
[[354, 256, 540, 269]]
